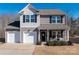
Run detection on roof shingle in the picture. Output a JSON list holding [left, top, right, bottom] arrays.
[[38, 9, 65, 15]]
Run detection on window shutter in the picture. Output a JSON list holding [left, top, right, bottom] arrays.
[[50, 16, 52, 23], [23, 15, 25, 23], [35, 15, 37, 22], [61, 16, 63, 23]]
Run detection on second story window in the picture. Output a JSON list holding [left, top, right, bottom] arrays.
[[23, 15, 37, 23], [31, 15, 37, 22], [51, 16, 56, 23], [57, 16, 62, 23], [23, 15, 29, 23], [25, 15, 29, 22], [50, 16, 62, 23]]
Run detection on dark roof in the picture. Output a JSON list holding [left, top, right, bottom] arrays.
[[8, 21, 20, 27], [6, 21, 20, 31]]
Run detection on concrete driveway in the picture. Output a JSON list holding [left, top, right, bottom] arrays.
[[0, 43, 35, 55]]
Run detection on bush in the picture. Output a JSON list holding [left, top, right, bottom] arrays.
[[36, 42, 41, 45], [67, 41, 72, 45], [47, 41, 72, 46], [57, 41, 66, 46], [48, 41, 57, 46]]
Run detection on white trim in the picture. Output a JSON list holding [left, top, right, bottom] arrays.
[[67, 30, 69, 41], [20, 29, 22, 43], [51, 16, 64, 24], [64, 30, 67, 41], [51, 31, 64, 40], [18, 3, 38, 14], [38, 30, 40, 43], [23, 15, 37, 23], [5, 32, 7, 43], [47, 30, 49, 42]]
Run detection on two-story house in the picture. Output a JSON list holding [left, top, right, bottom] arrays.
[[5, 4, 70, 44]]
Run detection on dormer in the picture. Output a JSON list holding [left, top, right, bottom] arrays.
[[19, 4, 40, 28]]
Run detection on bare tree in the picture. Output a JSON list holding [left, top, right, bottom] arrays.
[[0, 14, 19, 38]]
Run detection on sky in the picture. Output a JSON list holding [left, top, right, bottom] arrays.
[[0, 3, 79, 18]]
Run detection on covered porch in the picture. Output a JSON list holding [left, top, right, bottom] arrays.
[[38, 30, 69, 43], [37, 30, 69, 44], [37, 24, 70, 44]]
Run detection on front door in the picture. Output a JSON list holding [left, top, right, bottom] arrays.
[[40, 30, 47, 42]]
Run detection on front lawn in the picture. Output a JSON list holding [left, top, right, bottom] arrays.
[[33, 44, 79, 55]]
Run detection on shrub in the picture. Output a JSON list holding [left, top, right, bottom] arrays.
[[47, 41, 56, 46], [37, 42, 41, 45], [67, 41, 72, 45], [47, 41, 72, 46], [57, 41, 67, 46]]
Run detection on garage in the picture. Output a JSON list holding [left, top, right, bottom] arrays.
[[6, 31, 20, 43], [23, 31, 37, 44]]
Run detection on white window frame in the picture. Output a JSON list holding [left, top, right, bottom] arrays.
[[31, 15, 36, 23], [23, 15, 37, 23], [56, 16, 62, 23], [25, 15, 29, 22], [52, 31, 63, 39], [51, 16, 62, 24], [51, 16, 56, 23]]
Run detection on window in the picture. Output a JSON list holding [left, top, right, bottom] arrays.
[[52, 31, 56, 39], [49, 30, 63, 40], [51, 16, 56, 23], [23, 15, 29, 23], [25, 15, 29, 22], [31, 15, 37, 22], [57, 16, 61, 23], [23, 15, 37, 23], [57, 31, 63, 38], [50, 16, 62, 23]]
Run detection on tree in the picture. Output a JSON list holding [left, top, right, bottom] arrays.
[[0, 14, 19, 38]]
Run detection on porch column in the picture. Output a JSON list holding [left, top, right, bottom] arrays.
[[38, 30, 41, 44], [67, 30, 69, 41], [20, 28, 22, 43], [63, 30, 69, 41], [63, 30, 66, 41], [47, 30, 49, 42]]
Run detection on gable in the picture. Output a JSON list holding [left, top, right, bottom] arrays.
[[18, 4, 39, 15], [21, 8, 35, 15]]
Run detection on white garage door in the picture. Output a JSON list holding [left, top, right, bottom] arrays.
[[23, 31, 37, 44], [7, 31, 20, 43]]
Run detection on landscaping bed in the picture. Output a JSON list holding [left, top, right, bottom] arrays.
[[46, 41, 72, 46]]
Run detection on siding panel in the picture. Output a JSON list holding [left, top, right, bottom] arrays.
[[40, 16, 50, 24]]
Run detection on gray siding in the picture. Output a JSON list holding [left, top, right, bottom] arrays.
[[40, 15, 66, 24], [40, 16, 50, 24]]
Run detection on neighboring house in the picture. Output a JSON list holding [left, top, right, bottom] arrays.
[[5, 4, 70, 44]]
